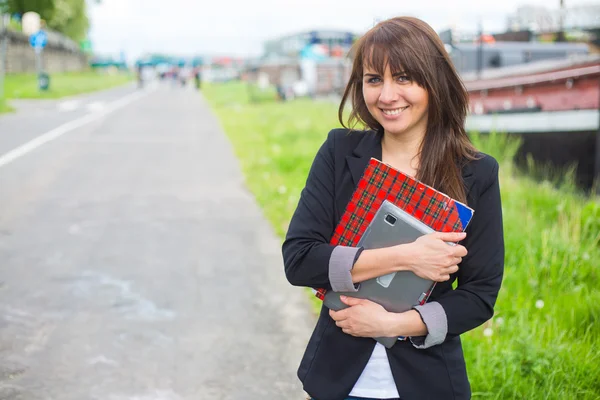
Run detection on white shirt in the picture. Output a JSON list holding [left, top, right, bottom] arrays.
[[349, 342, 400, 398]]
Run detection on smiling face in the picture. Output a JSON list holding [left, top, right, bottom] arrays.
[[362, 62, 429, 140], [339, 17, 476, 203]]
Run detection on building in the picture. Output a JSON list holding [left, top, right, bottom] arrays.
[[463, 55, 600, 190], [263, 30, 355, 59], [255, 30, 357, 97], [506, 4, 600, 32], [447, 41, 589, 75]]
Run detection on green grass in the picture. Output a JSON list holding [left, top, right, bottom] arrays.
[[3, 70, 133, 100], [204, 81, 600, 399], [0, 98, 13, 113]]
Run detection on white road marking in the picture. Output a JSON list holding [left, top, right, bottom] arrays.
[[86, 101, 105, 112], [57, 100, 80, 112], [0, 89, 154, 169]]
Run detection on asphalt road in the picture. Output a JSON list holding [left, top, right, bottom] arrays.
[[0, 82, 315, 400]]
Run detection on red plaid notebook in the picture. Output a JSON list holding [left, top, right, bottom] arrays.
[[314, 157, 474, 301]]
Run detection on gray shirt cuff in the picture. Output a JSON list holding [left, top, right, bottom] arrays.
[[328, 246, 361, 292], [410, 301, 448, 349]]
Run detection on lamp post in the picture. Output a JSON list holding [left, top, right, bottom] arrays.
[[476, 20, 484, 80], [595, 77, 600, 194], [556, 0, 566, 42]]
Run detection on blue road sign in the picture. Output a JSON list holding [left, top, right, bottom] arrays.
[[29, 30, 48, 49]]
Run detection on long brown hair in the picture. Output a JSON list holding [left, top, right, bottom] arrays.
[[339, 16, 479, 203]]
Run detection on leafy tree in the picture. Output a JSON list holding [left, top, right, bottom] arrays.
[[2, 0, 56, 20], [1, 0, 89, 42], [47, 0, 88, 42]]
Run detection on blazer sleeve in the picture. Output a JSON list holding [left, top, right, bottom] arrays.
[[436, 157, 505, 337], [282, 130, 339, 290]]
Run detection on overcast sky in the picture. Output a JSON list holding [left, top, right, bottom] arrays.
[[88, 0, 591, 61]]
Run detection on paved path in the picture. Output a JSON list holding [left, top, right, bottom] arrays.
[[0, 82, 314, 400]]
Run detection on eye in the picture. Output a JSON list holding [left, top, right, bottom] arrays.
[[397, 75, 411, 83], [366, 76, 381, 84]]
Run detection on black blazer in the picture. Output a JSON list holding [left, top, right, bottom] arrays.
[[282, 129, 504, 400]]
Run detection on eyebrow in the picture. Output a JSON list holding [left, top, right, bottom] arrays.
[[363, 71, 407, 77]]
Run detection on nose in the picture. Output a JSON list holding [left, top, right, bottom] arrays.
[[379, 80, 397, 104]]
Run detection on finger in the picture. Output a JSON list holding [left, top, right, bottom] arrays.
[[434, 231, 467, 243], [436, 274, 450, 282], [442, 265, 459, 275], [358, 298, 379, 307], [340, 295, 363, 307], [443, 256, 461, 267], [330, 308, 351, 321], [452, 245, 468, 257], [336, 320, 351, 331], [329, 309, 345, 321]]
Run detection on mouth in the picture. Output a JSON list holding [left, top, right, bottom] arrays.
[[380, 106, 409, 116]]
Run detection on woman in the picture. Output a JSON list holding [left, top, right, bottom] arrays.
[[282, 16, 504, 400]]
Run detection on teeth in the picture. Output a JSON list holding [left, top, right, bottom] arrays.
[[382, 107, 408, 116]]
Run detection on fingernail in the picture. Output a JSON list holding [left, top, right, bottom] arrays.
[[340, 295, 347, 301]]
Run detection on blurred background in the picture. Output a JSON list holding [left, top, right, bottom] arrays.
[[2, 0, 599, 189], [0, 1, 599, 399]]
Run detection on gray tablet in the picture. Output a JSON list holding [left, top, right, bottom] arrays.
[[324, 200, 436, 348]]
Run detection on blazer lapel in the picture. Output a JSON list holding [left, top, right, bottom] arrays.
[[346, 130, 383, 187]]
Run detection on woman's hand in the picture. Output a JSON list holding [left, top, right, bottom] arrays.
[[329, 296, 394, 338], [401, 231, 468, 282]]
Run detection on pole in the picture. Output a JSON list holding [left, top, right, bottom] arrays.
[[477, 21, 483, 79], [557, 0, 566, 42], [595, 77, 600, 195], [33, 34, 47, 91], [35, 46, 41, 74]]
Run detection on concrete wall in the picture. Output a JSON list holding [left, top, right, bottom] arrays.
[[1, 29, 88, 73]]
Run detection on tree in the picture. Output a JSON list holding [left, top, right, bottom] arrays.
[[47, 0, 88, 42], [1, 0, 89, 43], [3, 0, 56, 20]]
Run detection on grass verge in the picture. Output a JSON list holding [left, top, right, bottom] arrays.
[[3, 70, 133, 100]]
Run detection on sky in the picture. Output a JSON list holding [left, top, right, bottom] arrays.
[[87, 0, 592, 62]]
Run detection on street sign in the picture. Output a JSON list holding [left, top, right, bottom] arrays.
[[29, 29, 48, 90], [29, 30, 48, 50]]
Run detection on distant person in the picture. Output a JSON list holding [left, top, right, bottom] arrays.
[[179, 66, 189, 87], [282, 16, 504, 400], [194, 67, 202, 90], [136, 64, 144, 88], [276, 83, 283, 101], [171, 66, 180, 87]]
